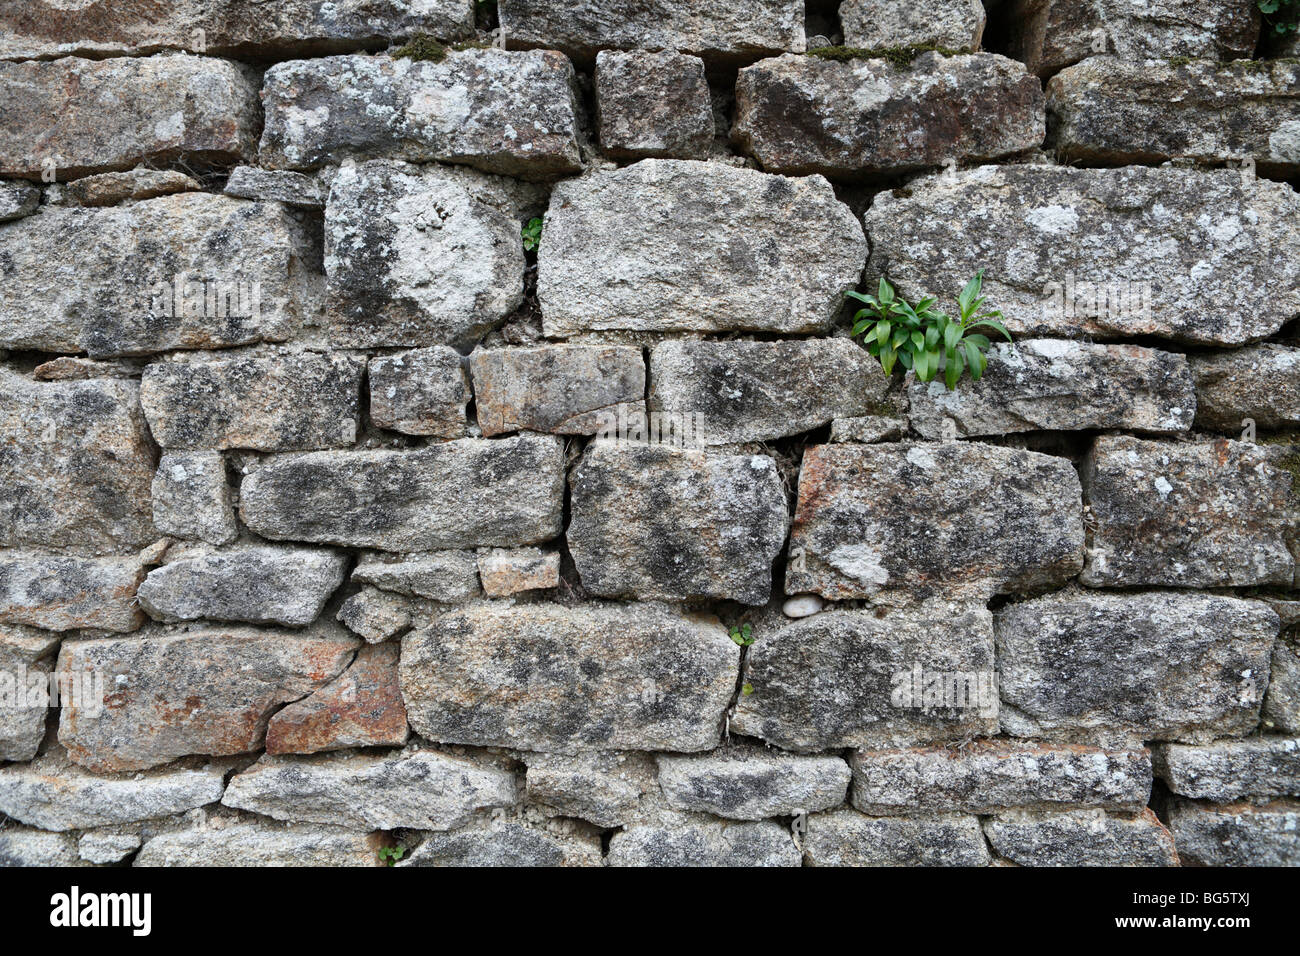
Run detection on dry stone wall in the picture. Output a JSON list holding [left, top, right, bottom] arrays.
[[0, 0, 1298, 868]]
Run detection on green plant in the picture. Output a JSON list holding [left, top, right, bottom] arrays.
[[741, 683, 754, 696], [847, 272, 1012, 391], [393, 34, 447, 61], [378, 845, 407, 866], [1260, 0, 1300, 35], [522, 217, 543, 252], [729, 624, 754, 647]]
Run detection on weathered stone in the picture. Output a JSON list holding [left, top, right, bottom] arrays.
[[595, 50, 713, 159], [1005, 0, 1260, 76], [996, 590, 1279, 745], [325, 162, 525, 348], [804, 809, 990, 866], [840, 0, 986, 51], [57, 626, 358, 772], [137, 545, 348, 628], [1048, 57, 1300, 176], [0, 193, 318, 356], [866, 165, 1300, 346], [538, 161, 867, 337], [0, 180, 39, 221], [568, 443, 787, 605], [850, 742, 1152, 815], [0, 54, 258, 180], [498, 0, 806, 63], [1154, 738, 1300, 802], [785, 442, 1083, 602], [0, 828, 88, 867], [223, 748, 515, 830], [1265, 630, 1300, 734], [829, 415, 906, 443], [266, 643, 409, 755], [402, 817, 603, 867], [0, 0, 476, 60], [734, 53, 1043, 178], [1191, 345, 1300, 431], [259, 51, 582, 177], [152, 453, 238, 546], [0, 625, 60, 761], [0, 750, 226, 831], [0, 371, 156, 554], [31, 357, 141, 381], [401, 603, 739, 752], [658, 746, 850, 820], [369, 347, 470, 438], [224, 166, 326, 208], [608, 819, 800, 867], [135, 821, 385, 867], [909, 340, 1194, 438], [79, 831, 143, 865], [470, 345, 646, 437], [477, 548, 560, 597], [733, 604, 998, 751], [985, 809, 1178, 866], [410, 161, 552, 222], [649, 339, 889, 444], [141, 353, 364, 453], [336, 586, 412, 643], [0, 552, 146, 633], [1167, 799, 1300, 866], [62, 168, 200, 207], [352, 550, 481, 601], [1081, 437, 1295, 588], [241, 434, 565, 550], [524, 751, 657, 827]]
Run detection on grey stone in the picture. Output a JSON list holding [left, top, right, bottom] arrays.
[[733, 604, 998, 752], [0, 552, 146, 633], [325, 161, 525, 348], [658, 746, 850, 820], [782, 594, 825, 618], [352, 550, 481, 601], [908, 340, 1195, 438], [829, 415, 906, 443], [648, 339, 890, 444], [0, 625, 60, 761], [240, 434, 565, 550], [477, 548, 560, 597], [524, 752, 658, 828], [1153, 738, 1300, 802], [865, 165, 1300, 346], [31, 357, 142, 382], [62, 168, 200, 207], [222, 748, 517, 830], [0, 180, 39, 221], [850, 742, 1152, 815], [608, 819, 800, 867], [79, 831, 143, 865], [984, 809, 1178, 866], [568, 443, 787, 605], [400, 602, 740, 752], [135, 821, 384, 867], [337, 586, 412, 643], [804, 809, 991, 866], [1265, 630, 1300, 734], [0, 828, 88, 867], [1081, 437, 1295, 588], [538, 161, 867, 337], [401, 816, 602, 867], [369, 347, 471, 438], [1191, 345, 1300, 431], [152, 453, 238, 546], [1167, 799, 1300, 866], [595, 50, 714, 159], [996, 590, 1279, 745], [785, 441, 1083, 602], [137, 545, 348, 628], [259, 51, 582, 177], [224, 166, 327, 208], [840, 0, 986, 51]]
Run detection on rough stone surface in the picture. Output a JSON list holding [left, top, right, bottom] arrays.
[[351, 550, 480, 601], [865, 165, 1300, 345], [524, 752, 657, 827], [1265, 630, 1300, 735], [1048, 57, 1300, 176], [225, 166, 326, 208], [607, 819, 800, 867], [595, 50, 714, 159], [996, 590, 1279, 745], [259, 51, 582, 177], [733, 604, 998, 752], [0, 552, 146, 633], [840, 0, 986, 51], [850, 742, 1152, 815], [1191, 345, 1300, 431], [658, 746, 850, 820], [804, 809, 991, 866], [470, 345, 646, 437], [152, 453, 238, 546], [240, 434, 565, 550], [57, 626, 358, 772], [0, 829, 87, 867], [538, 161, 867, 337], [1081, 437, 1295, 588], [908, 340, 1195, 438], [477, 548, 560, 597], [568, 443, 788, 605], [649, 339, 889, 444], [829, 415, 906, 443], [402, 818, 603, 867], [79, 831, 143, 865], [733, 53, 1044, 178], [0, 180, 39, 221], [137, 545, 348, 628], [336, 586, 412, 643], [785, 441, 1083, 602], [1167, 799, 1300, 866], [325, 162, 525, 348], [62, 168, 199, 207], [134, 821, 385, 867], [984, 809, 1179, 866], [1154, 739, 1300, 802], [0, 625, 60, 762], [400, 603, 740, 752], [369, 347, 470, 438]]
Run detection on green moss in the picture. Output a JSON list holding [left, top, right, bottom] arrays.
[[393, 33, 447, 61], [807, 44, 964, 68]]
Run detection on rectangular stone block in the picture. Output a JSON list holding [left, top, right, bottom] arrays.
[[1153, 738, 1300, 802], [351, 550, 481, 601], [135, 821, 385, 867], [804, 809, 991, 866], [0, 553, 146, 634], [595, 50, 714, 159], [476, 547, 560, 597], [658, 746, 850, 820], [523, 752, 657, 828], [840, 0, 986, 52], [1167, 799, 1300, 866], [608, 819, 800, 867], [368, 346, 470, 438], [984, 809, 1178, 866], [1191, 345, 1300, 431], [403, 817, 602, 867], [151, 452, 238, 546]]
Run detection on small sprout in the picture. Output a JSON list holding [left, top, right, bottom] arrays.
[[522, 216, 543, 252], [729, 623, 754, 647], [741, 683, 754, 697], [378, 845, 407, 866]]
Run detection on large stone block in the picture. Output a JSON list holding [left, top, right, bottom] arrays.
[[1153, 738, 1300, 802], [984, 809, 1178, 866], [259, 51, 583, 177], [607, 819, 800, 867], [368, 347, 471, 438], [135, 821, 385, 867], [0, 625, 60, 761], [595, 50, 714, 159], [538, 161, 867, 337], [0, 553, 146, 633], [785, 442, 1083, 602], [240, 434, 565, 550], [1191, 345, 1300, 431], [840, 0, 986, 51], [996, 590, 1279, 744], [567, 443, 788, 605], [732, 605, 998, 752], [400, 603, 740, 752], [865, 165, 1300, 345], [658, 746, 851, 820], [1167, 799, 1300, 866], [803, 809, 991, 866]]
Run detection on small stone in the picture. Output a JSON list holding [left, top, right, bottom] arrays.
[[134, 821, 385, 867], [336, 586, 412, 643], [840, 0, 986, 51], [0, 829, 88, 867], [224, 166, 326, 208], [477, 548, 560, 597], [402, 817, 603, 867], [984, 809, 1178, 866], [607, 819, 800, 867], [0, 180, 40, 221], [1265, 630, 1300, 734], [151, 452, 238, 546], [62, 168, 200, 207], [31, 357, 141, 381], [524, 752, 658, 828], [0, 625, 60, 761], [352, 550, 481, 602], [79, 831, 143, 865], [1153, 738, 1300, 802], [1167, 799, 1300, 866], [368, 347, 470, 438], [1191, 345, 1300, 431], [595, 50, 713, 159], [829, 415, 906, 444], [781, 594, 825, 619], [803, 809, 990, 866], [657, 745, 850, 820], [0, 552, 145, 633]]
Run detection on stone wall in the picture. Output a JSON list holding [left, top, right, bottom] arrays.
[[0, 0, 1298, 867]]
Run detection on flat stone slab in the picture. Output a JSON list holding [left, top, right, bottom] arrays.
[[0, 552, 145, 633], [657, 746, 850, 819], [1153, 738, 1300, 802], [984, 809, 1178, 866], [607, 819, 800, 867], [368, 347, 471, 438], [351, 550, 481, 601], [62, 168, 199, 207], [840, 0, 986, 51], [402, 817, 602, 867], [1167, 799, 1300, 866], [523, 752, 657, 828], [1191, 345, 1300, 431], [135, 821, 385, 867], [224, 166, 327, 208], [804, 809, 990, 866]]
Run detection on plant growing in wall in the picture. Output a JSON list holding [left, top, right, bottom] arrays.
[[847, 272, 1012, 391], [522, 217, 544, 252], [1260, 0, 1300, 36]]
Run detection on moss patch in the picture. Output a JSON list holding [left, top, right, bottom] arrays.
[[807, 44, 964, 68], [393, 34, 447, 61]]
